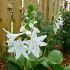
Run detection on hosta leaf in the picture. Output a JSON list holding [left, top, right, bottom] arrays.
[[7, 61, 20, 70], [47, 50, 63, 64], [50, 64, 64, 70], [6, 55, 25, 68]]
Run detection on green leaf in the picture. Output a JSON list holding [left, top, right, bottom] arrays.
[[64, 64, 70, 70], [7, 61, 20, 70], [6, 55, 25, 68], [38, 57, 49, 68], [41, 59, 49, 67], [47, 50, 63, 64], [25, 59, 31, 70], [50, 64, 64, 70]]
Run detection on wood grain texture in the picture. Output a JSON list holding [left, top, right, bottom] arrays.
[[0, 0, 8, 56]]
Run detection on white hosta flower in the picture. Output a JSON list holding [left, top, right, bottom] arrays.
[[26, 30, 31, 35], [3, 28, 23, 39], [3, 28, 23, 47], [32, 27, 40, 33], [8, 39, 29, 60], [20, 26, 31, 35], [53, 16, 63, 34], [25, 27, 47, 58], [20, 26, 26, 33], [29, 20, 38, 28], [57, 16, 63, 27]]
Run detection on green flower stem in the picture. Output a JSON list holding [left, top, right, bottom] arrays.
[[43, 36, 51, 56], [24, 58, 26, 70]]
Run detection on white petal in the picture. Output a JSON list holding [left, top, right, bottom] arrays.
[[15, 49, 21, 60], [32, 49, 39, 58], [3, 28, 10, 34], [38, 42, 47, 46], [20, 26, 26, 33], [8, 47, 15, 53], [28, 45, 32, 54], [22, 51, 29, 59], [32, 27, 40, 33], [3, 28, 23, 39], [38, 35, 47, 41], [31, 31, 37, 38], [26, 30, 31, 35], [34, 46, 40, 54]]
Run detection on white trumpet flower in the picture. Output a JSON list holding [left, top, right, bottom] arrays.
[[20, 26, 31, 35], [25, 27, 47, 58], [53, 16, 63, 34], [8, 39, 29, 60], [20, 26, 26, 33], [3, 28, 23, 47]]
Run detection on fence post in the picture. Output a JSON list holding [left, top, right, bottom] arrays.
[[0, 0, 8, 57], [13, 0, 21, 33]]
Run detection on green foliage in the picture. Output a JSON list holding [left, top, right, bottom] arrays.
[[62, 11, 70, 51], [6, 55, 25, 69], [47, 50, 63, 64], [7, 61, 21, 70], [39, 50, 64, 70], [50, 64, 64, 70]]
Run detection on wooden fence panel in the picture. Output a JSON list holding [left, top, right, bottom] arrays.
[[24, 0, 31, 10], [13, 0, 21, 33], [0, 0, 8, 57], [31, 0, 38, 8], [0, 0, 62, 57], [39, 0, 44, 14], [48, 0, 54, 21], [43, 0, 49, 21]]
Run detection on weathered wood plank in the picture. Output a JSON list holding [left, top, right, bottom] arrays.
[[13, 0, 21, 33], [43, 0, 49, 21], [24, 0, 31, 10], [48, 0, 54, 21], [39, 0, 44, 14], [31, 0, 38, 8], [0, 0, 8, 57]]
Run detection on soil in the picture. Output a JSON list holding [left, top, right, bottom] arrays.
[[0, 60, 7, 70]]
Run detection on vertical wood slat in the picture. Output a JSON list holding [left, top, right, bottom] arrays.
[[43, 0, 49, 21], [39, 0, 44, 14], [0, 0, 8, 57], [53, 0, 59, 19], [48, 0, 54, 21], [7, 0, 13, 32], [31, 0, 38, 8], [24, 0, 31, 10], [13, 0, 21, 33]]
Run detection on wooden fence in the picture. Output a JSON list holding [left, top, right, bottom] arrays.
[[0, 0, 63, 57]]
